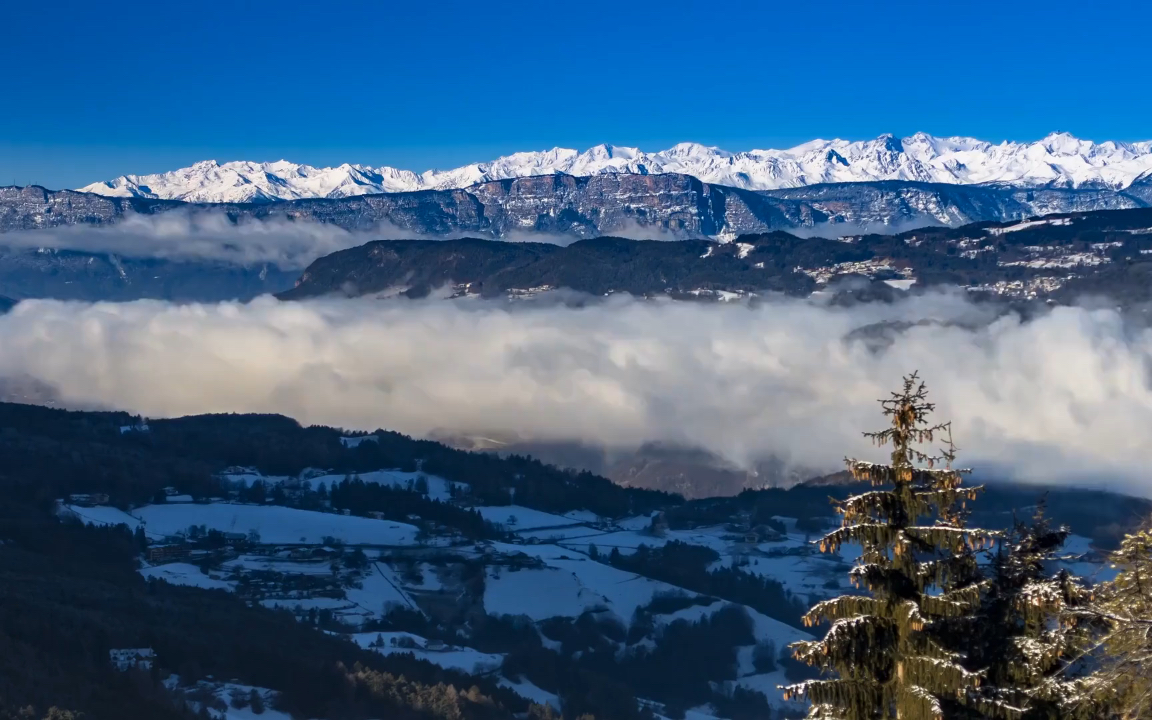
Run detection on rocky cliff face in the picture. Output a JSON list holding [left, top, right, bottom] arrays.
[[0, 186, 177, 231], [6, 174, 1151, 240], [3, 177, 1152, 303]]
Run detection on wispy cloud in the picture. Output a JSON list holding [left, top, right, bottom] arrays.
[[2, 290, 1151, 494], [0, 211, 406, 269]]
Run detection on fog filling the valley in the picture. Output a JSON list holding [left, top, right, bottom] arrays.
[[0, 210, 952, 268], [1, 212, 387, 269], [0, 211, 619, 267], [3, 290, 1151, 494]]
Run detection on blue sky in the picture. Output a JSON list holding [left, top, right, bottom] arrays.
[[3, 0, 1150, 189]]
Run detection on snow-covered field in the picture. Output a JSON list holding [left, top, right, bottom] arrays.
[[344, 562, 422, 616], [134, 504, 420, 545], [1055, 534, 1118, 583], [217, 469, 292, 487], [140, 562, 236, 591], [499, 677, 560, 709], [166, 679, 289, 720], [514, 526, 610, 543], [217, 466, 468, 503], [734, 669, 804, 713], [308, 469, 467, 502], [482, 539, 812, 650], [223, 555, 334, 574], [477, 505, 577, 530], [61, 504, 147, 533], [349, 632, 503, 674], [484, 540, 692, 627]]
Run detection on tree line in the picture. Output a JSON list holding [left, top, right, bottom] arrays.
[[0, 402, 676, 519]]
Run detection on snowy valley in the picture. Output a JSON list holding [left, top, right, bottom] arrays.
[[39, 414, 1125, 720]]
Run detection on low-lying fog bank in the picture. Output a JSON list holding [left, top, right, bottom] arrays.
[[2, 290, 1150, 495]]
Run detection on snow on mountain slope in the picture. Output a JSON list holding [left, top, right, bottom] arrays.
[[78, 133, 1152, 202], [132, 503, 420, 545]]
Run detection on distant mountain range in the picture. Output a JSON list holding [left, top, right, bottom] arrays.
[[4, 178, 1152, 304], [76, 133, 1152, 203], [6, 173, 1152, 242]]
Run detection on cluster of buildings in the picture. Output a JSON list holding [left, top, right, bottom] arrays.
[[109, 648, 154, 672], [64, 493, 110, 507]]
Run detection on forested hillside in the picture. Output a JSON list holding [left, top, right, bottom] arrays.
[[280, 207, 1152, 307], [0, 403, 675, 517], [3, 398, 1150, 720]]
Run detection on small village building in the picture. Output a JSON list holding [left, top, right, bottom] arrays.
[[68, 493, 110, 507], [147, 544, 190, 564], [751, 523, 785, 542], [109, 648, 155, 671], [649, 511, 669, 538], [119, 420, 151, 434]]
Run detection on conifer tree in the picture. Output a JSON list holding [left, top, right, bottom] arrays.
[[783, 373, 994, 720], [959, 502, 1093, 719], [1077, 522, 1152, 719]]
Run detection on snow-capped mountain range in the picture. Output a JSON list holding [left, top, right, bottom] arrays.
[[78, 132, 1152, 204]]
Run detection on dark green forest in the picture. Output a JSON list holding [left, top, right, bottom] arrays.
[[0, 402, 676, 518], [0, 514, 526, 720]]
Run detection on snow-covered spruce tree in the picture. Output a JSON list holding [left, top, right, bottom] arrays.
[[782, 373, 995, 720], [1076, 522, 1152, 719], [958, 502, 1094, 720]]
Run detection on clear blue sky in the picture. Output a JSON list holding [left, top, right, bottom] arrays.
[[3, 0, 1150, 189]]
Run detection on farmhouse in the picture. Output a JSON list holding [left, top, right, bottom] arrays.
[[109, 648, 154, 671], [68, 493, 110, 507], [146, 544, 190, 564]]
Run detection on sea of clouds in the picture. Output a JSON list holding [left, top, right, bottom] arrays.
[[2, 289, 1151, 494]]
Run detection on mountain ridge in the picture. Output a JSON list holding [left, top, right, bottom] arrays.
[[278, 207, 1152, 307], [77, 132, 1152, 203], [6, 172, 1151, 243]]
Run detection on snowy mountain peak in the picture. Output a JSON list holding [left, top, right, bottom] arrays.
[[666, 142, 728, 158], [76, 132, 1152, 203], [876, 133, 902, 150], [1040, 131, 1087, 155]]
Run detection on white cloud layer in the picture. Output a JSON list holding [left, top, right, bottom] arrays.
[[0, 212, 673, 268], [1, 210, 947, 269], [0, 212, 380, 269], [2, 291, 1151, 495]]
